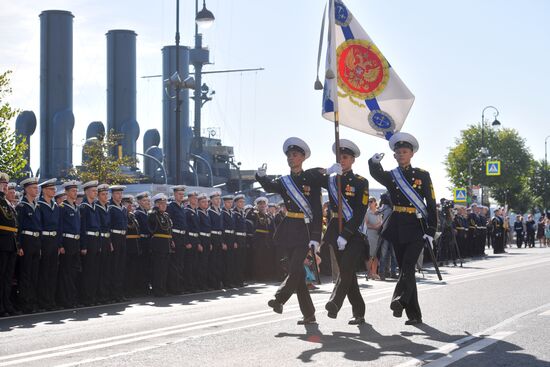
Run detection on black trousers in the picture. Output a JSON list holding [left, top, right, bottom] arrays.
[[526, 231, 535, 247], [0, 250, 16, 313], [110, 234, 126, 299], [183, 242, 198, 292], [197, 236, 211, 289], [275, 244, 315, 318], [151, 237, 170, 297], [80, 235, 100, 304], [56, 238, 80, 307], [209, 234, 223, 289], [38, 235, 59, 309], [17, 234, 41, 310], [167, 233, 185, 294], [327, 235, 366, 317], [223, 244, 236, 287], [392, 238, 424, 320], [235, 236, 247, 286], [515, 231, 524, 248], [124, 250, 141, 296], [97, 236, 112, 301], [138, 238, 152, 293]]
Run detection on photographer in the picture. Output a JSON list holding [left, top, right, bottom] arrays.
[[436, 200, 460, 266]]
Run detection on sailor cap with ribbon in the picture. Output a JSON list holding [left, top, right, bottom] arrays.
[[122, 194, 134, 203], [39, 178, 57, 188], [54, 190, 67, 199], [109, 185, 126, 192], [135, 192, 150, 200], [221, 194, 234, 201], [233, 194, 245, 202], [82, 181, 99, 190], [209, 190, 221, 198], [283, 137, 311, 159], [332, 139, 360, 157], [254, 196, 268, 205], [187, 191, 199, 197], [97, 184, 110, 193], [62, 180, 81, 190], [7, 182, 17, 190], [152, 193, 168, 203], [170, 185, 186, 192], [20, 177, 39, 187], [388, 132, 419, 153], [197, 193, 209, 201]]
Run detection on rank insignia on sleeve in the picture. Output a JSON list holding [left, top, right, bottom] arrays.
[[362, 189, 369, 205]]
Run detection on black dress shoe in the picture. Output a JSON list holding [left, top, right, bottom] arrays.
[[348, 317, 365, 325], [405, 318, 423, 325], [268, 299, 283, 314], [390, 299, 404, 318], [325, 301, 338, 319], [297, 315, 316, 325]]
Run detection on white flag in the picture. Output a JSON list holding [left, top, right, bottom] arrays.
[[322, 0, 415, 140]]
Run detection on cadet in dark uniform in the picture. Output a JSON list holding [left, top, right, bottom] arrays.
[[208, 191, 223, 290], [108, 185, 128, 302], [323, 139, 369, 325], [453, 206, 468, 259], [6, 182, 18, 208], [492, 208, 505, 254], [57, 181, 81, 308], [166, 185, 187, 294], [368, 132, 437, 325], [135, 192, 152, 294], [184, 192, 201, 292], [467, 204, 479, 258], [221, 195, 236, 288], [123, 195, 141, 297], [249, 197, 275, 281], [197, 193, 212, 290], [16, 177, 42, 313], [256, 137, 324, 325], [0, 172, 20, 316], [233, 194, 248, 287], [148, 193, 173, 297], [55, 191, 66, 206], [96, 184, 112, 303], [37, 178, 61, 311], [79, 181, 101, 306]]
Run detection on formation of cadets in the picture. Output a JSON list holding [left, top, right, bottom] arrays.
[[0, 174, 288, 317]]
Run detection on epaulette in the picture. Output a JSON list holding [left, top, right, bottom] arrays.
[[415, 167, 427, 172], [59, 203, 64, 207], [355, 174, 366, 181]]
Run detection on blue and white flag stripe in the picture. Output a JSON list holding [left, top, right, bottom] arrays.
[[322, 0, 415, 140]]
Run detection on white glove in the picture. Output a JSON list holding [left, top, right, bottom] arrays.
[[371, 153, 384, 163], [326, 163, 343, 175], [337, 236, 347, 251], [309, 240, 320, 253], [256, 166, 267, 177], [423, 234, 434, 247]]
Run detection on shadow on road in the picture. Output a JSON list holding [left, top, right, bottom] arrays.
[[0, 285, 266, 332], [274, 322, 549, 365]]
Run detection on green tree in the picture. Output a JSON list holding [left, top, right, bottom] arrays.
[[445, 125, 534, 211], [0, 70, 28, 178], [70, 130, 138, 184], [528, 159, 550, 210]]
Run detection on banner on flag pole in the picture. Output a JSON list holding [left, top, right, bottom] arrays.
[[322, 0, 415, 140]]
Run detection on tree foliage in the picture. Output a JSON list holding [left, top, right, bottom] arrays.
[[0, 70, 28, 178], [69, 130, 138, 184], [445, 125, 535, 211], [528, 159, 550, 210]]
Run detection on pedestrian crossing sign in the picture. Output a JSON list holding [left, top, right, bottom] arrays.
[[454, 188, 467, 203], [486, 160, 501, 176]]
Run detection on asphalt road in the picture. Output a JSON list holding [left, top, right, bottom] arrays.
[[1, 247, 550, 367]]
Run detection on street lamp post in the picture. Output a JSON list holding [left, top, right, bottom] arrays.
[[478, 106, 501, 207]]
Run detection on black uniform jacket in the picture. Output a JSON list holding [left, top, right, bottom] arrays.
[[256, 169, 323, 244], [321, 170, 369, 243], [368, 159, 437, 243]]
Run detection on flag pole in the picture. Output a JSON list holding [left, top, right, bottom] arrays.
[[328, 0, 343, 233]]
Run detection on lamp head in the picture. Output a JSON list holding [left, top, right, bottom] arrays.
[[196, 0, 215, 29]]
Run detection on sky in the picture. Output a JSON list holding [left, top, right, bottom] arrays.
[[1, 0, 550, 198]]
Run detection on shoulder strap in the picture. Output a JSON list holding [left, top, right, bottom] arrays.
[[280, 175, 313, 220], [390, 167, 428, 219]]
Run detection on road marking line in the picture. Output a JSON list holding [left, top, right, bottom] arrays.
[[538, 310, 550, 316], [396, 301, 550, 367], [3, 256, 550, 366], [422, 331, 515, 367]]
